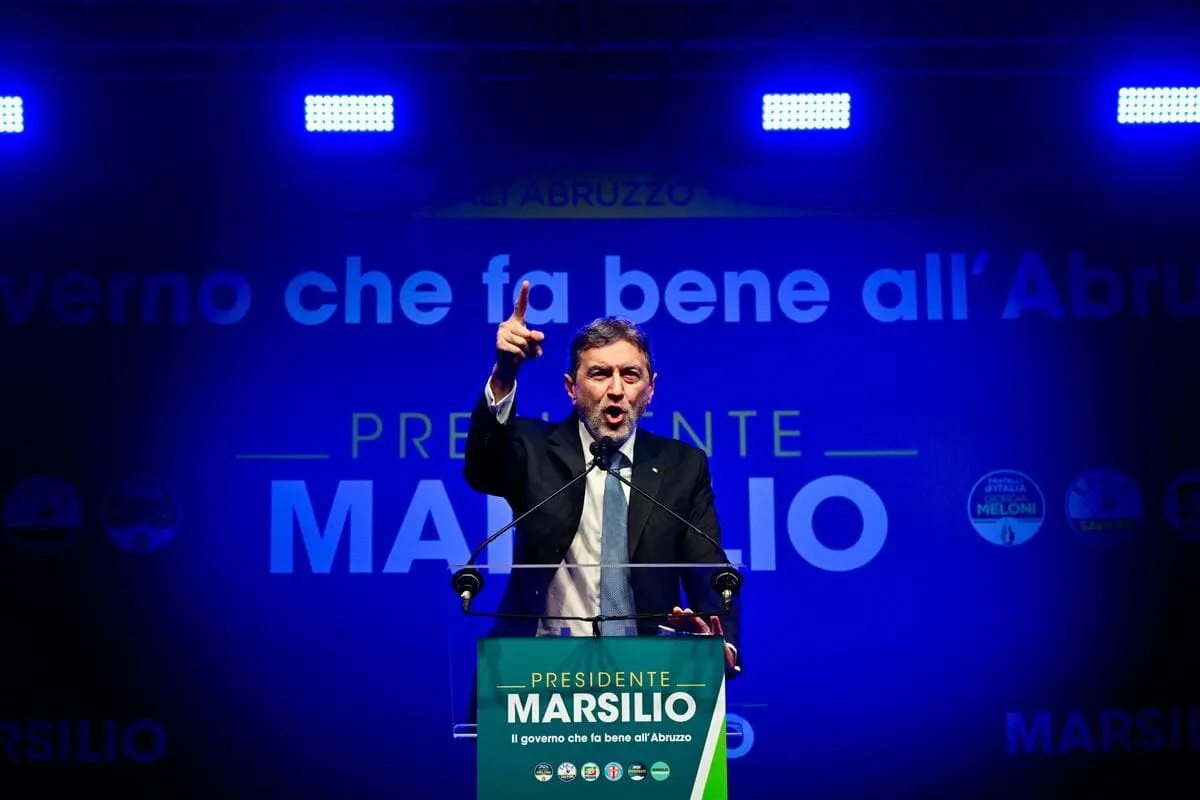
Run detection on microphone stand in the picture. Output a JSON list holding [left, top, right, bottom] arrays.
[[452, 436, 743, 633], [592, 438, 744, 613], [450, 452, 608, 612]]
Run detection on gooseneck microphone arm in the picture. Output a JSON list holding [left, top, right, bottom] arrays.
[[591, 437, 744, 612], [451, 450, 607, 612]]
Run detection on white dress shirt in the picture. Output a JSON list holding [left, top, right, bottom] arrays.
[[485, 380, 633, 636]]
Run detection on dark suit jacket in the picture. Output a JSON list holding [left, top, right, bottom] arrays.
[[463, 390, 742, 669]]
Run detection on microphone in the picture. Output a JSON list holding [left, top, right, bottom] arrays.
[[588, 437, 617, 468], [592, 436, 744, 612], [450, 438, 613, 612]]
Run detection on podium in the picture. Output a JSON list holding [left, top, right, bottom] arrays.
[[445, 561, 743, 799]]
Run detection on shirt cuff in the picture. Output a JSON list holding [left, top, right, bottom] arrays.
[[484, 379, 516, 424]]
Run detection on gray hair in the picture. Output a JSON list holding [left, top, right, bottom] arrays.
[[567, 316, 654, 379]]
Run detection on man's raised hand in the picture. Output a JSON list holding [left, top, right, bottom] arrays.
[[491, 281, 544, 395]]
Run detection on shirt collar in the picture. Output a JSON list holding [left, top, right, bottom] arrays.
[[577, 418, 636, 467]]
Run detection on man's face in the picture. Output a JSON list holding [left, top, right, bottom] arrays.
[[564, 340, 655, 444]]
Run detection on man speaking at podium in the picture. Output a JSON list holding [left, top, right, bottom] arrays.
[[463, 281, 742, 678]]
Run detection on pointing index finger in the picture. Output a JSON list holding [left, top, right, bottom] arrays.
[[512, 280, 530, 323]]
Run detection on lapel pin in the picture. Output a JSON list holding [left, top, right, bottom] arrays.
[[652, 467, 659, 474]]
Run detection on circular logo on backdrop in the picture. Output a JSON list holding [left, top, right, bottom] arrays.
[[604, 762, 623, 781], [557, 762, 576, 782], [1064, 468, 1143, 546], [533, 763, 552, 782], [100, 476, 181, 552], [650, 761, 671, 781], [580, 762, 600, 782], [2, 475, 84, 556], [1163, 468, 1200, 542], [966, 470, 1046, 546], [1, 474, 84, 556], [628, 762, 647, 781]]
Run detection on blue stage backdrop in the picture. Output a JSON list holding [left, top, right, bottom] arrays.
[[1, 77, 1197, 798]]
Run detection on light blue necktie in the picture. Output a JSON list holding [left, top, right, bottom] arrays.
[[599, 451, 637, 636]]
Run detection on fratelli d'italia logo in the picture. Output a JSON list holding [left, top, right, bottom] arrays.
[[967, 470, 1045, 546], [1065, 468, 1143, 546]]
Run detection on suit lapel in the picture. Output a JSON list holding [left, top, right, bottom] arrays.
[[627, 432, 664, 558], [547, 415, 587, 528]]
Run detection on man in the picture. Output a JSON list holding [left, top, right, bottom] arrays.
[[463, 281, 741, 676]]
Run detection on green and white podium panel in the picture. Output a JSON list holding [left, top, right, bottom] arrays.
[[445, 561, 741, 799], [478, 636, 728, 797]]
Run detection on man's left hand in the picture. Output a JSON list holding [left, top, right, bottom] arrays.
[[668, 606, 737, 674]]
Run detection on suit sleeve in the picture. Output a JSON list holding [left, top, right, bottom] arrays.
[[677, 449, 743, 675], [463, 384, 525, 502]]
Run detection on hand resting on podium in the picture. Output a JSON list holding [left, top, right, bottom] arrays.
[[664, 606, 740, 676]]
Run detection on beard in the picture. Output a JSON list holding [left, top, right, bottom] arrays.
[[581, 399, 644, 444]]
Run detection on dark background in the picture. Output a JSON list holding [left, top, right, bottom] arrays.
[[1, 1, 1198, 797]]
